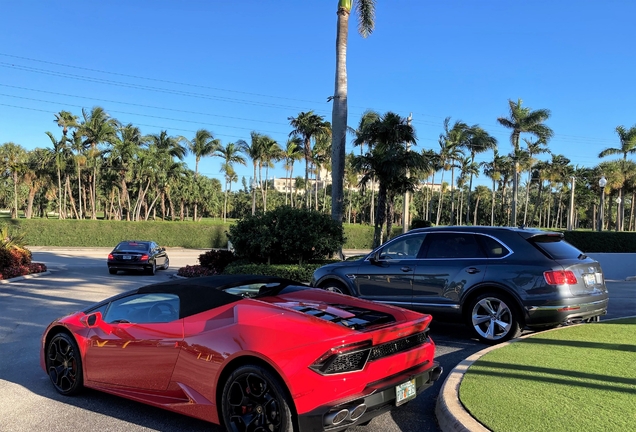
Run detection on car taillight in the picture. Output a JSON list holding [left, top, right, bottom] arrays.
[[108, 253, 114, 260], [310, 340, 372, 375], [140, 254, 149, 261], [544, 270, 577, 285]]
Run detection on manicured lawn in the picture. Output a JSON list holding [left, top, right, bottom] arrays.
[[460, 318, 636, 432]]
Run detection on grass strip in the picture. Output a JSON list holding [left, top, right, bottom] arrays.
[[460, 318, 636, 432]]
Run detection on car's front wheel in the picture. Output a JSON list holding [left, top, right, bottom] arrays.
[[222, 365, 293, 432], [468, 292, 521, 344], [320, 280, 351, 295], [46, 333, 83, 395]]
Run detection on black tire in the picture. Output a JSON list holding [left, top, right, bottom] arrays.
[[221, 365, 293, 432], [467, 292, 522, 344], [161, 257, 170, 270], [147, 261, 156, 276], [320, 280, 351, 296], [46, 333, 83, 395], [108, 268, 117, 275]]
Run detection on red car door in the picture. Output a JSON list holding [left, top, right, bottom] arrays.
[[84, 293, 183, 390]]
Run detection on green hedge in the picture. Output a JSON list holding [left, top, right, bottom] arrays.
[[222, 262, 325, 283], [563, 231, 636, 253], [13, 219, 230, 249]]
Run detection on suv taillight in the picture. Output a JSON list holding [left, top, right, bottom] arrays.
[[544, 270, 577, 285]]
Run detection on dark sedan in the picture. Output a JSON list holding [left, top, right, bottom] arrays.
[[312, 226, 609, 344], [107, 241, 169, 275]]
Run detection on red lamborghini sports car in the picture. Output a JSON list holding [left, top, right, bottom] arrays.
[[41, 275, 442, 432]]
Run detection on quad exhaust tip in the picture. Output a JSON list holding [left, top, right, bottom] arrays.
[[349, 403, 367, 421]]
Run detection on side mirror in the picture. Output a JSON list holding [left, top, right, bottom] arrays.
[[82, 311, 103, 328], [369, 250, 381, 265]]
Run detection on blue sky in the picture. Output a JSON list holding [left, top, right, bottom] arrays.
[[1, 1, 635, 188]]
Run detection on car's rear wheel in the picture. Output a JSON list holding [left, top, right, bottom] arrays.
[[468, 292, 521, 344], [108, 268, 117, 275], [46, 333, 83, 395], [320, 280, 351, 295], [222, 365, 293, 432], [147, 261, 156, 276]]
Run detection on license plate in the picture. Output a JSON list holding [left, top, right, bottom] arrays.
[[583, 273, 595, 286], [395, 379, 416, 406], [123, 255, 132, 260]]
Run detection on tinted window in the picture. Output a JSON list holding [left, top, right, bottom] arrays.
[[378, 234, 425, 260], [425, 233, 485, 259], [116, 241, 150, 251], [530, 235, 583, 260], [104, 293, 179, 324], [477, 235, 510, 258]]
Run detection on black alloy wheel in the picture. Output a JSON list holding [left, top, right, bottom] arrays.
[[468, 292, 522, 344], [47, 333, 83, 395], [320, 280, 351, 295], [222, 365, 293, 432]]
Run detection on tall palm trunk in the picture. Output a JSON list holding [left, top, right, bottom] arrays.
[[491, 179, 496, 226], [523, 171, 532, 225], [372, 183, 388, 248], [474, 195, 481, 225], [436, 169, 446, 225], [251, 161, 258, 215], [465, 155, 475, 224], [331, 4, 349, 226]]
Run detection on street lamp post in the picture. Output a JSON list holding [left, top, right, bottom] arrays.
[[615, 197, 622, 232], [598, 176, 607, 232]]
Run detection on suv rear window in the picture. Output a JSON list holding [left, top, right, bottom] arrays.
[[529, 235, 583, 260]]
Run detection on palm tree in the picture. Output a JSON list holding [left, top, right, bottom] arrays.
[[0, 142, 27, 218], [472, 185, 491, 225], [436, 118, 467, 225], [497, 99, 553, 226], [69, 131, 87, 219], [288, 111, 330, 208], [457, 156, 480, 224], [331, 0, 376, 228], [260, 137, 282, 211], [350, 110, 381, 223], [239, 132, 265, 215], [45, 131, 72, 219], [482, 150, 503, 226], [282, 137, 303, 206], [217, 142, 247, 221], [352, 112, 424, 247], [106, 124, 144, 220], [520, 137, 550, 225], [180, 129, 220, 177], [78, 107, 119, 219], [598, 125, 636, 231], [462, 126, 497, 224], [54, 110, 79, 141]]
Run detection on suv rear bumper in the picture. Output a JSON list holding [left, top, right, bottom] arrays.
[[525, 298, 609, 326]]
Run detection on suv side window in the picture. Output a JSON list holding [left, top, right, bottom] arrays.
[[378, 234, 426, 260], [425, 233, 485, 259], [477, 234, 511, 258]]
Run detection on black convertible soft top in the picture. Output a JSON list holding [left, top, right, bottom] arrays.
[[85, 275, 306, 319]]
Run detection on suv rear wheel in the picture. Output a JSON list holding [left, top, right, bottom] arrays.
[[320, 280, 351, 295], [468, 292, 521, 344]]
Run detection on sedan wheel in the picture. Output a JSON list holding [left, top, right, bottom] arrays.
[[147, 261, 156, 276], [222, 365, 293, 432], [47, 333, 83, 395], [161, 257, 170, 270], [469, 293, 521, 344]]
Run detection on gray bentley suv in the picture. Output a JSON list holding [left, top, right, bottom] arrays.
[[311, 226, 608, 344]]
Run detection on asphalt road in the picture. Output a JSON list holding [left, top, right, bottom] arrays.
[[1, 248, 633, 432]]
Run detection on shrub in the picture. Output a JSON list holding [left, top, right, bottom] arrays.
[[198, 249, 235, 273], [410, 219, 434, 229], [28, 262, 47, 273], [177, 265, 218, 278], [222, 262, 324, 283], [228, 207, 345, 265], [3, 265, 30, 279]]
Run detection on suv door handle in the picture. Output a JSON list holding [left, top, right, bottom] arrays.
[[466, 268, 481, 274], [401, 266, 412, 272]]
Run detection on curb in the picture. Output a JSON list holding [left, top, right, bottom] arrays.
[[0, 271, 51, 284]]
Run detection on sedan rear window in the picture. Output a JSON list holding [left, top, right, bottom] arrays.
[[529, 235, 583, 260]]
